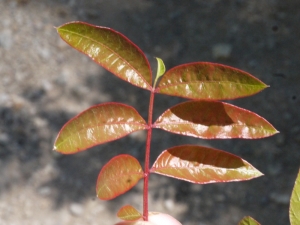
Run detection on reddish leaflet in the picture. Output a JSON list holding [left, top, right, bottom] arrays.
[[54, 22, 278, 223]]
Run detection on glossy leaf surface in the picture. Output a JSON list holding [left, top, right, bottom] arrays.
[[238, 216, 261, 225], [150, 145, 263, 183], [154, 100, 278, 139], [290, 170, 300, 225], [97, 155, 144, 200], [155, 62, 268, 100], [117, 205, 142, 221], [54, 103, 147, 154], [57, 22, 152, 90]]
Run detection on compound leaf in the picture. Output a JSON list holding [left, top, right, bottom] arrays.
[[290, 169, 300, 225], [57, 22, 152, 90], [97, 155, 144, 200], [154, 100, 278, 139], [117, 205, 142, 221], [155, 62, 268, 100], [150, 145, 263, 183], [238, 216, 261, 225], [54, 103, 147, 154]]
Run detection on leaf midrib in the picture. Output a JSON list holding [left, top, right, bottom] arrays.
[[59, 27, 151, 88], [157, 80, 266, 90]]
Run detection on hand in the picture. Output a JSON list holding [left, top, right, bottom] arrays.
[[114, 212, 182, 225]]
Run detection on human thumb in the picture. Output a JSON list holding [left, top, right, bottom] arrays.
[[114, 212, 182, 225]]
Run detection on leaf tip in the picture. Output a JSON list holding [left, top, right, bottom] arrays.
[[257, 171, 264, 177], [270, 129, 280, 137], [251, 167, 264, 178]]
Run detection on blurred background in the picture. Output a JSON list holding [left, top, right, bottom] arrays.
[[0, 0, 299, 224]]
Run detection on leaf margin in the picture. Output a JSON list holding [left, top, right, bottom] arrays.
[[57, 21, 152, 90], [290, 169, 300, 225], [96, 154, 144, 200], [155, 62, 268, 100], [54, 102, 148, 154], [150, 145, 263, 184], [117, 205, 142, 221], [153, 100, 279, 139]]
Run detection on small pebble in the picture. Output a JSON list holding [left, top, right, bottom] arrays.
[[38, 186, 51, 196], [0, 133, 10, 144], [69, 203, 83, 217], [164, 199, 175, 211], [0, 29, 13, 50], [214, 194, 226, 202], [275, 134, 285, 146], [269, 193, 290, 205], [267, 164, 282, 176], [212, 43, 232, 59]]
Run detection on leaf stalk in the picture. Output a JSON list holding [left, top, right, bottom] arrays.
[[143, 88, 155, 221]]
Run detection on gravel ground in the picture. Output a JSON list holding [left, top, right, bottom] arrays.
[[0, 0, 300, 224]]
